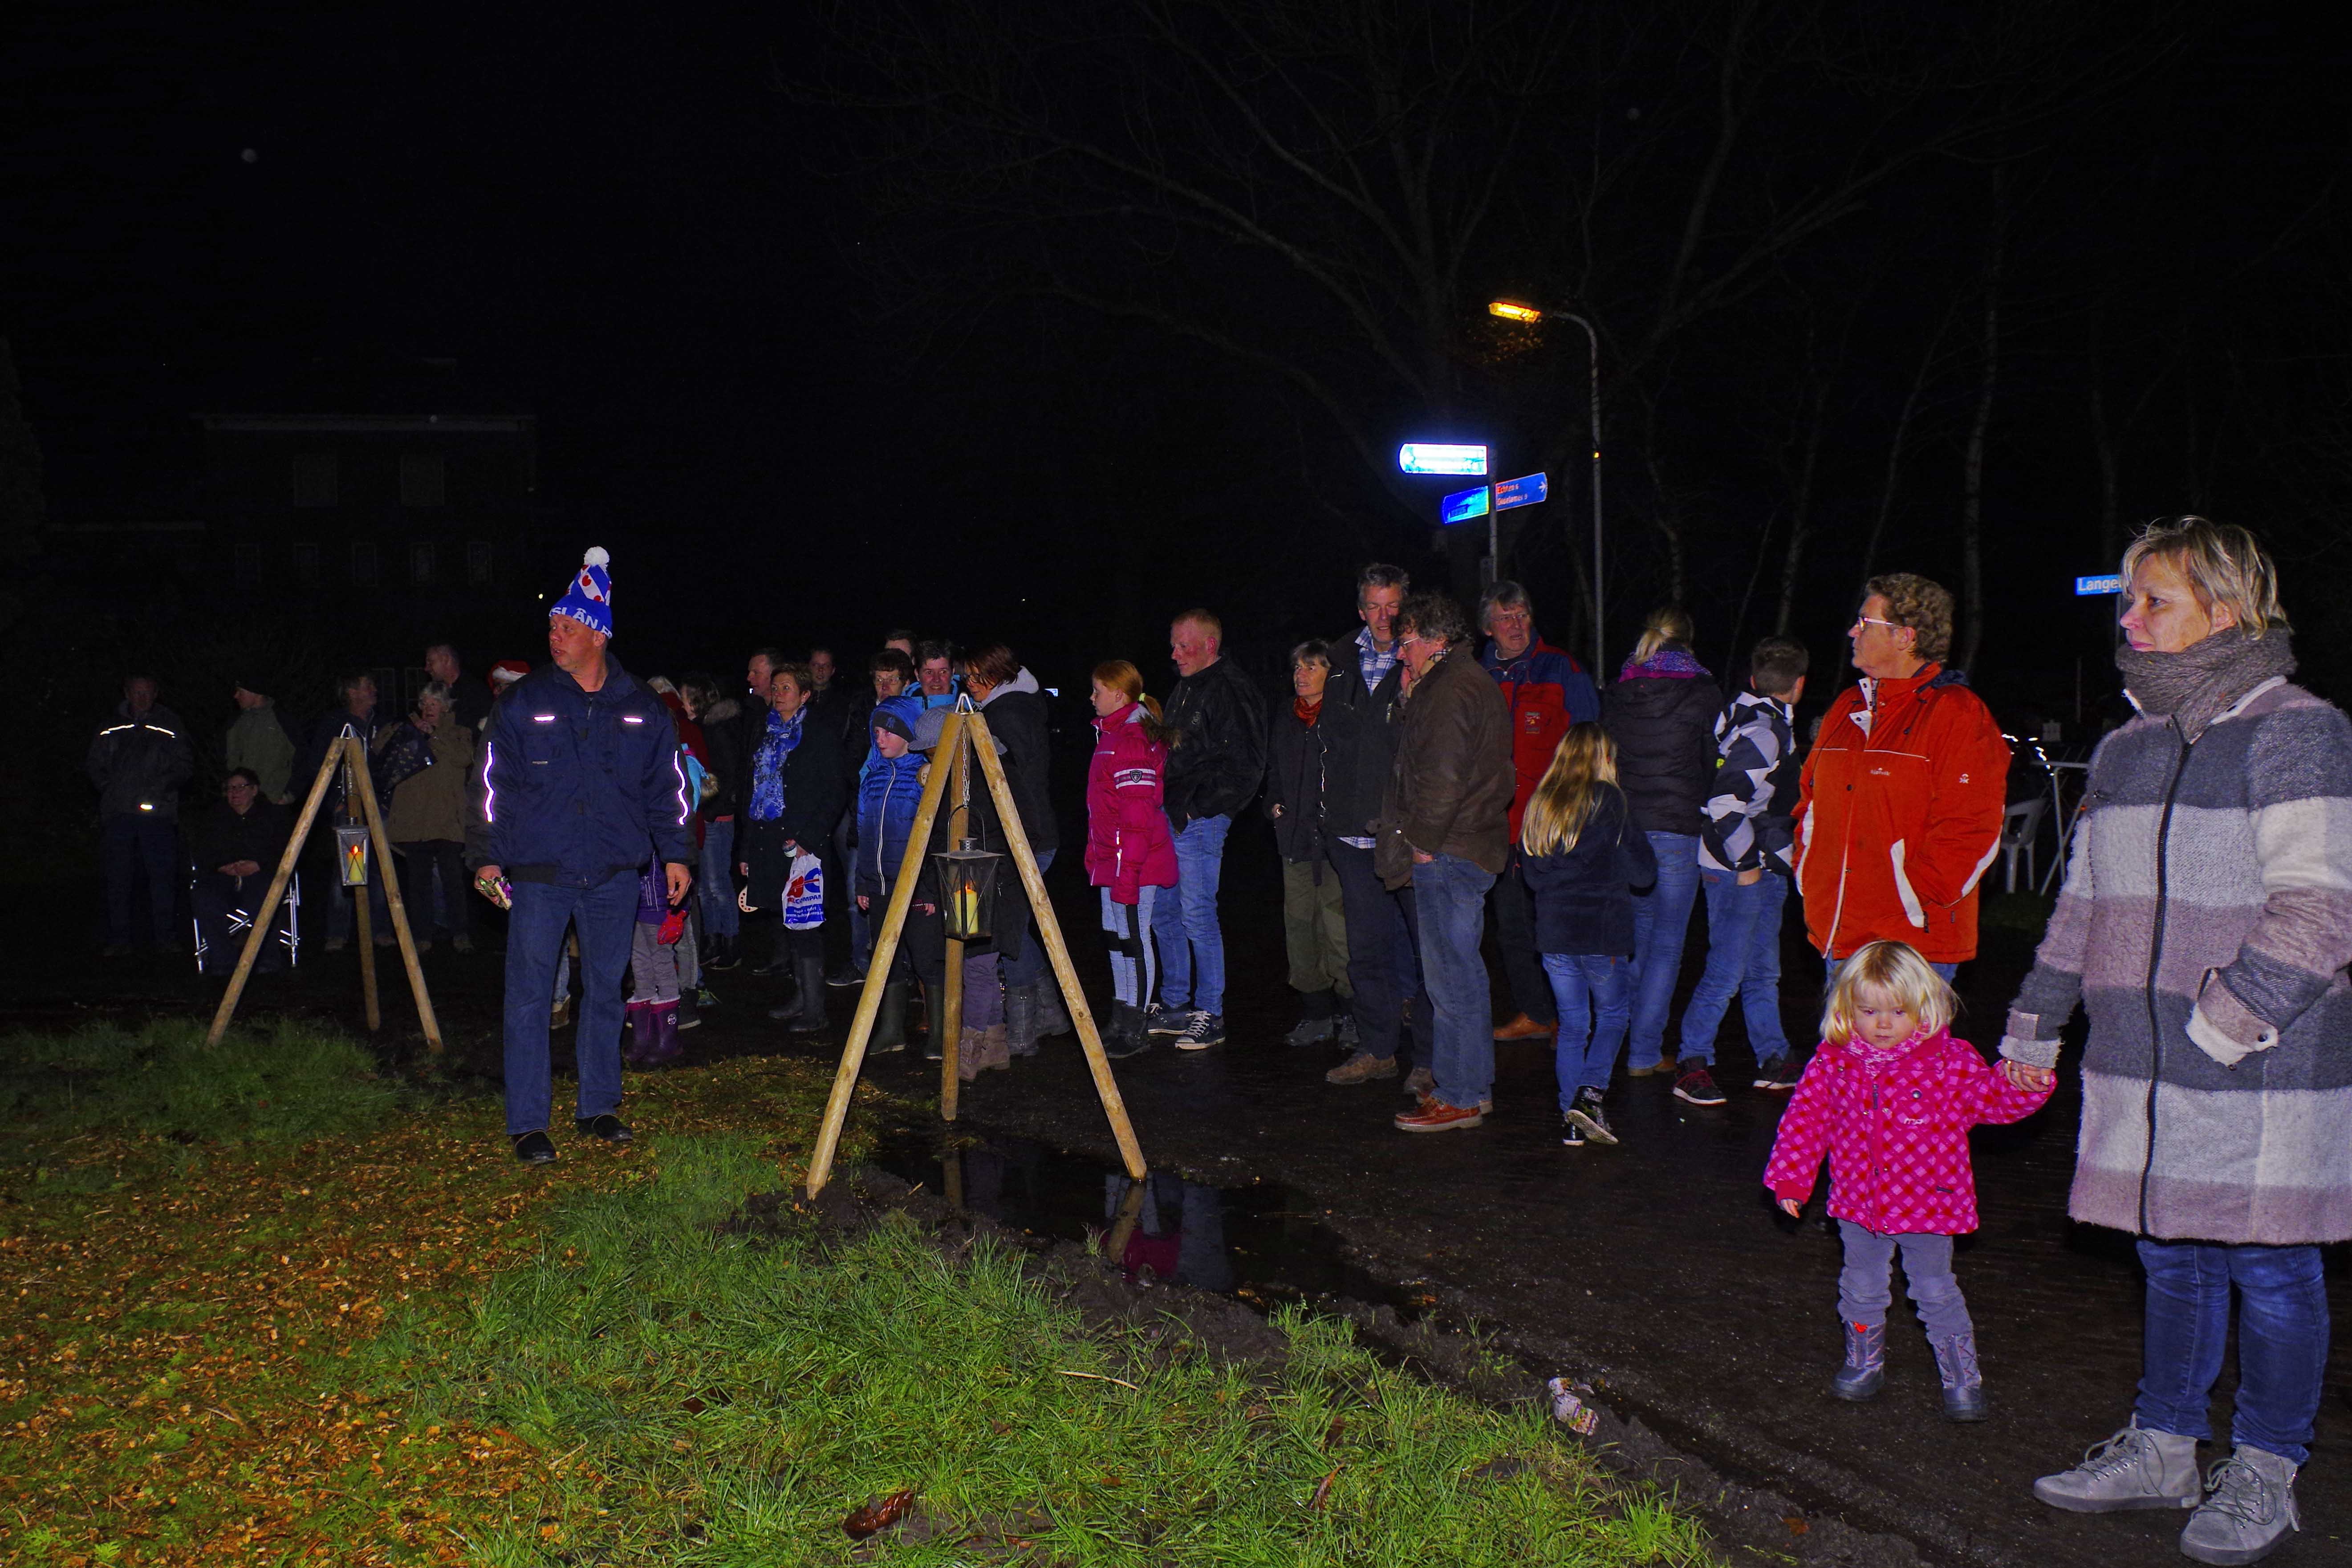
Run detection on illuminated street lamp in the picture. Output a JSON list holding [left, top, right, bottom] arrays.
[[1490, 298, 1605, 678]]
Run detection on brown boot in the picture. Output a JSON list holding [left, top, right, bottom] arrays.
[[956, 1026, 987, 1081]]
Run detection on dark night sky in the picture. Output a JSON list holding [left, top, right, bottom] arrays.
[[5, 3, 2349, 710]]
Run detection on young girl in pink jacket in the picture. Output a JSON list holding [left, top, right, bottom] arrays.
[[1085, 660, 1178, 1059], [1764, 939, 2052, 1421]]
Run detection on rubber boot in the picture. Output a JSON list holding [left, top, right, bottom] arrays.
[[622, 999, 655, 1064], [1035, 979, 1073, 1038], [869, 979, 910, 1055], [791, 953, 829, 1034], [1103, 1002, 1149, 1060], [1005, 982, 1042, 1057], [1930, 1332, 1987, 1422], [1832, 1320, 1886, 1401], [649, 1000, 683, 1065]]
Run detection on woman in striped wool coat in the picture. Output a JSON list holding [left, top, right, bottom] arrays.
[[2003, 517, 2352, 1566]]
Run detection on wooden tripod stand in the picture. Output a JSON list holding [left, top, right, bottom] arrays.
[[204, 731, 444, 1052], [804, 703, 1144, 1194]]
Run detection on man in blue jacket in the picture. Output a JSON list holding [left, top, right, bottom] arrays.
[[472, 548, 694, 1164]]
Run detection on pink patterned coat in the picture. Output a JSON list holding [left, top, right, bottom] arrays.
[[1764, 1028, 2052, 1236]]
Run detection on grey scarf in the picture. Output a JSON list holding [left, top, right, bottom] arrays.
[[2116, 626, 2296, 741]]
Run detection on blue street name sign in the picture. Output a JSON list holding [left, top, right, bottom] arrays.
[[1494, 472, 1548, 510], [1398, 443, 1488, 476], [2075, 574, 2124, 596], [1441, 485, 1492, 525]]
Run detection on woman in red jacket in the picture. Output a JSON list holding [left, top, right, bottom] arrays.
[[1086, 660, 1179, 1058], [1764, 939, 2052, 1421]]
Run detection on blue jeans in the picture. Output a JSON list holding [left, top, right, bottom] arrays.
[[1627, 831, 1700, 1068], [101, 813, 180, 947], [502, 869, 638, 1137], [1413, 853, 1496, 1110], [1676, 869, 1792, 1066], [2136, 1240, 2329, 1465], [699, 820, 738, 939], [1543, 951, 1630, 1109], [1150, 815, 1231, 1015], [1002, 849, 1056, 987]]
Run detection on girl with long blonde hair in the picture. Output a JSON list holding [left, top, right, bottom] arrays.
[[1518, 723, 1657, 1147]]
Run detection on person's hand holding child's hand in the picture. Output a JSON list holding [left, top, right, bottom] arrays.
[[2000, 1059, 2055, 1092]]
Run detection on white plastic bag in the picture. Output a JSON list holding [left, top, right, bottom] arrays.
[[784, 851, 825, 930]]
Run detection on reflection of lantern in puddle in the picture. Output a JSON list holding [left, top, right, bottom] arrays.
[[932, 837, 1002, 941], [335, 825, 371, 886]]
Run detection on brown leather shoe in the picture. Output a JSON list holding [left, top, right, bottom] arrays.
[[1326, 1051, 1398, 1085], [1492, 1013, 1556, 1041], [1394, 1096, 1486, 1132]]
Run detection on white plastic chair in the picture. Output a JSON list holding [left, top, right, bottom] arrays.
[[2000, 798, 2047, 895]]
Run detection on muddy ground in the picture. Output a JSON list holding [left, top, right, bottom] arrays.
[[22, 803, 2348, 1568]]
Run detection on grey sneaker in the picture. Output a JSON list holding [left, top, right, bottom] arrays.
[[1284, 1016, 1336, 1048], [1402, 1065, 1435, 1097], [1333, 1013, 1360, 1048], [2181, 1446, 2299, 1566], [1173, 1011, 1226, 1051], [2034, 1420, 2202, 1513], [1325, 1050, 1398, 1084]]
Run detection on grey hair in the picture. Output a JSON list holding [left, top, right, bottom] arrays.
[[1356, 563, 1410, 604], [1479, 580, 1533, 628]]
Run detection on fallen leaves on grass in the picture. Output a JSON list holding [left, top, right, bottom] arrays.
[[0, 1051, 848, 1564]]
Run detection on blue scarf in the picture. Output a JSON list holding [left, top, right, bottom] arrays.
[[749, 707, 802, 821]]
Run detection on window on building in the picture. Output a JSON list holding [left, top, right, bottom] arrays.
[[292, 454, 339, 507], [352, 541, 378, 585], [411, 541, 436, 583], [235, 542, 262, 589], [293, 542, 319, 586], [467, 539, 493, 586], [399, 452, 446, 507]]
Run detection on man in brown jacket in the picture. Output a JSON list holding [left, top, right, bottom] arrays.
[[1378, 593, 1515, 1132]]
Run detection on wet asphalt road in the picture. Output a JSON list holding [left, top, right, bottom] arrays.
[[22, 816, 2350, 1568]]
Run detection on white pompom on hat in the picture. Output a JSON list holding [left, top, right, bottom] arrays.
[[551, 546, 613, 637]]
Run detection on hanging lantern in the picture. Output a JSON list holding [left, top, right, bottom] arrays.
[[932, 837, 1003, 941], [335, 825, 371, 886]]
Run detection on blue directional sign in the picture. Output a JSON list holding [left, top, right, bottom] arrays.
[[1399, 443, 1488, 476], [2075, 574, 2124, 596], [1441, 485, 1492, 525], [1494, 472, 1548, 510]]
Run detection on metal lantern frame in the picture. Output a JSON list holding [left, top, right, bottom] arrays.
[[932, 836, 1003, 942]]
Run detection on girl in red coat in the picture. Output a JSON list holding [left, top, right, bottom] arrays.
[[1765, 939, 2051, 1421], [1086, 660, 1179, 1058]]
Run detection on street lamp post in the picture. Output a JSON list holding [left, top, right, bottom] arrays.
[[1491, 300, 1605, 678]]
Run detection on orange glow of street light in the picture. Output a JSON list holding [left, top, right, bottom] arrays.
[[1488, 300, 1543, 323]]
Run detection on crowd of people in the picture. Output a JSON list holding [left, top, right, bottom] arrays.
[[83, 517, 2346, 1564]]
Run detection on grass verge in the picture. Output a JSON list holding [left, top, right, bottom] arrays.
[[4, 1022, 1711, 1566]]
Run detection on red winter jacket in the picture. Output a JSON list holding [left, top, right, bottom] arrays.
[[1482, 637, 1601, 836], [1085, 701, 1178, 903], [1763, 1028, 2051, 1235], [1791, 664, 2010, 963]]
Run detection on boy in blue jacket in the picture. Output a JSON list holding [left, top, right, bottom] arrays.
[[853, 711, 927, 1052]]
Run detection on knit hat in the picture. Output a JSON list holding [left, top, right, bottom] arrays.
[[551, 547, 613, 638], [873, 710, 915, 743], [911, 705, 1004, 756], [487, 658, 530, 690]]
